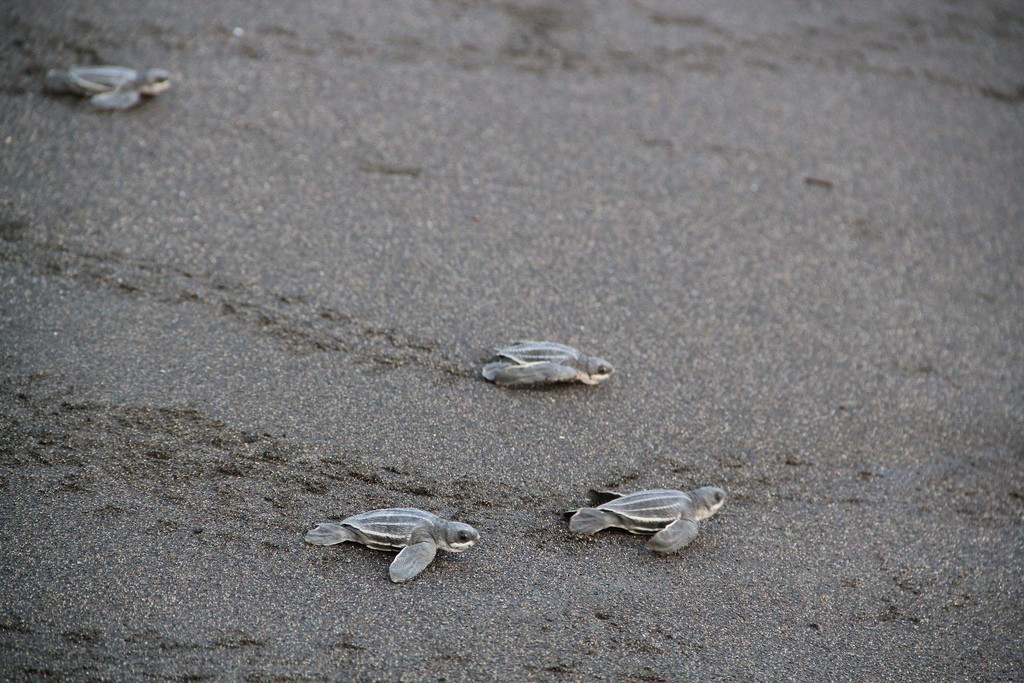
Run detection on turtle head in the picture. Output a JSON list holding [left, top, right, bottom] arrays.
[[138, 69, 172, 95], [689, 487, 726, 520], [580, 355, 614, 385], [439, 521, 480, 553]]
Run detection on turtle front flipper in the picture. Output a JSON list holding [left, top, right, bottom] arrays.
[[90, 88, 142, 110], [389, 538, 438, 583], [483, 361, 579, 386], [304, 523, 357, 546], [645, 518, 699, 554]]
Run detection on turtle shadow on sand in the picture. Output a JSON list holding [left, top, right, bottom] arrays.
[[478, 376, 609, 393]]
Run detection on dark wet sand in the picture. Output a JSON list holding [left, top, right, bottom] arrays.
[[2, 1, 1023, 680]]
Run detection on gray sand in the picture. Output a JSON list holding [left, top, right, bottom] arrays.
[[2, 1, 1023, 680]]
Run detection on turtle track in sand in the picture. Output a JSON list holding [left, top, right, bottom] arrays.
[[0, 234, 468, 377], [0, 376, 544, 534]]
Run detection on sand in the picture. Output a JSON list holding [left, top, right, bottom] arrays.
[[1, 1, 1022, 680]]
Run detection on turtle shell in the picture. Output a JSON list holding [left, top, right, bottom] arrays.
[[341, 508, 441, 551], [65, 66, 141, 94], [593, 489, 692, 533], [495, 341, 582, 365]]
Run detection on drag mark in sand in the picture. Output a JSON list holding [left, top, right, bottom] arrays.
[[0, 378, 542, 529], [0, 236, 463, 375]]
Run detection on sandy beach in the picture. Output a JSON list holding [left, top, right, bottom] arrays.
[[1, 1, 1022, 680]]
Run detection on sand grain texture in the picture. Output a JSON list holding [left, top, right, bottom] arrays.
[[1, 1, 1022, 680]]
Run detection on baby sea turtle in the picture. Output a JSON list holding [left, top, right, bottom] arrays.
[[44, 66, 172, 110], [564, 487, 725, 554], [304, 508, 480, 583], [482, 341, 613, 386]]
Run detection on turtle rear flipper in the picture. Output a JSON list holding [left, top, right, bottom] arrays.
[[484, 361, 578, 386], [567, 508, 617, 535], [389, 539, 438, 583], [44, 70, 77, 94], [586, 489, 623, 505], [90, 89, 141, 110], [481, 360, 509, 381], [304, 522, 356, 546], [645, 518, 699, 554]]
